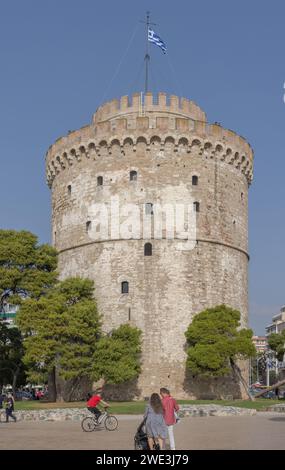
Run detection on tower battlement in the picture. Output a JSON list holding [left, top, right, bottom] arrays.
[[46, 93, 253, 188], [93, 92, 207, 123]]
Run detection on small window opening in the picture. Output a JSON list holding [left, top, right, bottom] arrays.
[[145, 203, 154, 215], [144, 243, 152, 256], [130, 170, 137, 181], [67, 185, 72, 195], [97, 176, 103, 186], [86, 221, 91, 232], [192, 175, 198, 186], [193, 201, 200, 212], [121, 281, 129, 294]]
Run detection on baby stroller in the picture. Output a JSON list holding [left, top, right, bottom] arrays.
[[134, 418, 160, 450]]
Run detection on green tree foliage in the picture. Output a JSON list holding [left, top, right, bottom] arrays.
[[268, 331, 285, 362], [0, 323, 25, 395], [185, 305, 256, 398], [0, 230, 57, 306], [17, 278, 101, 397], [92, 324, 142, 384]]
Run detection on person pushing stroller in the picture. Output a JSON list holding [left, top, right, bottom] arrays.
[[143, 393, 168, 450]]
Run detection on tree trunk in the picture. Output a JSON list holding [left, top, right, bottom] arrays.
[[55, 369, 65, 402], [48, 367, 57, 402], [66, 377, 80, 402], [254, 378, 285, 398], [230, 359, 254, 401], [12, 366, 20, 398]]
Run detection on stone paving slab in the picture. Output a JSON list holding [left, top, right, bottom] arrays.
[[1, 413, 285, 450]]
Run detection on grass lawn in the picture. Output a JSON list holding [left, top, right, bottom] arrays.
[[14, 399, 282, 414]]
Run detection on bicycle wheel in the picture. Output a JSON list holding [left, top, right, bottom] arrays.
[[104, 415, 118, 431], [81, 416, 96, 432]]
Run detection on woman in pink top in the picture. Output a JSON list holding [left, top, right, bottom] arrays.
[[160, 388, 179, 450]]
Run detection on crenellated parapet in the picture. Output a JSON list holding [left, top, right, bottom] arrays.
[[93, 92, 207, 123], [46, 93, 254, 188]]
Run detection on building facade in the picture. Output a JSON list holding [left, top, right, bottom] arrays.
[[0, 303, 18, 327], [252, 336, 268, 354], [266, 306, 285, 336], [46, 92, 253, 398]]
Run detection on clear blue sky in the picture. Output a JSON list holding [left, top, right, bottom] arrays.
[[0, 0, 284, 334]]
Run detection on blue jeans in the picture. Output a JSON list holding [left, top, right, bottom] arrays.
[[6, 408, 16, 422]]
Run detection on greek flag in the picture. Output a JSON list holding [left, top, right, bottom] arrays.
[[148, 28, 167, 54]]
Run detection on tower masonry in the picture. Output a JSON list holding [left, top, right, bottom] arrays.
[[46, 92, 253, 399]]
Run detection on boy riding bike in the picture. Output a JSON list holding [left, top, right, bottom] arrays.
[[86, 389, 109, 423]]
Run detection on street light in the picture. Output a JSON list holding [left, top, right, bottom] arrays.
[[256, 355, 265, 384]]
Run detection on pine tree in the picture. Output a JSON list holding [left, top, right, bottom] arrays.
[[268, 331, 285, 362], [185, 305, 256, 400], [92, 324, 142, 384], [0, 323, 25, 395], [0, 230, 57, 307], [17, 278, 101, 401]]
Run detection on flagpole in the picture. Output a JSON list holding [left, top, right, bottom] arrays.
[[145, 11, 150, 93]]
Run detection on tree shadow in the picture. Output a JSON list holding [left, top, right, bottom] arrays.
[[56, 376, 92, 402], [183, 367, 242, 399], [102, 378, 141, 401]]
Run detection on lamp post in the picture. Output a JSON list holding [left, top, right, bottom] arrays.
[[266, 356, 270, 387]]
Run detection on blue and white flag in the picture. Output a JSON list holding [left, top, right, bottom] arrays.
[[148, 28, 167, 54]]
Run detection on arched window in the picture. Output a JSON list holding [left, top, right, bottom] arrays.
[[67, 184, 72, 195], [145, 203, 154, 215], [144, 243, 152, 256], [86, 221, 91, 232], [130, 170, 137, 181], [193, 201, 200, 212], [97, 176, 103, 186], [121, 281, 129, 294], [192, 175, 198, 186]]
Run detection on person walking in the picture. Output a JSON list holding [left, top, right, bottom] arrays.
[[144, 393, 168, 450], [0, 392, 5, 423], [160, 388, 179, 450], [5, 394, 16, 423]]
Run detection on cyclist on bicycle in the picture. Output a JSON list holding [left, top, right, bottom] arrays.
[[86, 389, 109, 422]]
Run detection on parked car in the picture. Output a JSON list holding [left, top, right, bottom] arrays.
[[15, 390, 33, 401]]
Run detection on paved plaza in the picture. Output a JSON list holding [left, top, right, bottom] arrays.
[[0, 413, 285, 450]]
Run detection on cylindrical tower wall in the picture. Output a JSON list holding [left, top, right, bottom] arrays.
[[46, 92, 253, 398]]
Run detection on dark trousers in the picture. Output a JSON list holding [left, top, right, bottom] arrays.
[[87, 407, 101, 420], [6, 408, 16, 422]]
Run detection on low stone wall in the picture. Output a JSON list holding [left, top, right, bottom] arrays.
[[178, 405, 256, 417], [265, 404, 285, 413], [10, 408, 89, 422], [9, 405, 256, 422]]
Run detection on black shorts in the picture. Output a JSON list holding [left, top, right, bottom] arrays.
[[87, 407, 101, 418]]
